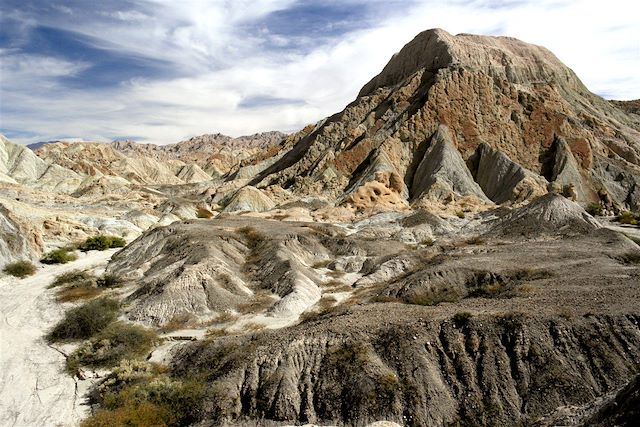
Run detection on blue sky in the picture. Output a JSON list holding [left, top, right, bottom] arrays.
[[1, 0, 638, 145]]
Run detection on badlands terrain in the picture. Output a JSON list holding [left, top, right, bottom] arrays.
[[1, 28, 640, 426]]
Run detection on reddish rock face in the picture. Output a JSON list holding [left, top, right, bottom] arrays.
[[253, 29, 640, 209]]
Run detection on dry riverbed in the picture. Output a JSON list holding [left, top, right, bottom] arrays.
[[0, 250, 117, 427]]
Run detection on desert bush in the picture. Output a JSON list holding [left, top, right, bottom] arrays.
[[455, 211, 465, 219], [80, 402, 171, 427], [453, 311, 473, 327], [586, 202, 603, 216], [67, 322, 158, 373], [83, 375, 205, 427], [468, 281, 513, 298], [41, 248, 77, 265], [49, 269, 102, 302], [159, 313, 197, 333], [616, 211, 639, 225], [2, 260, 36, 278], [323, 341, 401, 419], [47, 297, 120, 342], [49, 270, 95, 288], [80, 235, 127, 251]]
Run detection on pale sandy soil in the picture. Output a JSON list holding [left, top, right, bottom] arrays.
[[0, 250, 116, 427]]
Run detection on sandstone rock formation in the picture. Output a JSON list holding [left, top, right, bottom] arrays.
[[248, 29, 639, 212], [411, 124, 489, 203]]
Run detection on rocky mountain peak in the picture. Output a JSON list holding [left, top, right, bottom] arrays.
[[360, 28, 580, 97]]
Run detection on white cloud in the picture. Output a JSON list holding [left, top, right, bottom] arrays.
[[1, 0, 639, 145]]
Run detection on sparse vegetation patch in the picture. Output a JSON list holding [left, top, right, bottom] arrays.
[[616, 211, 639, 225], [47, 297, 120, 342], [453, 311, 473, 327], [2, 260, 36, 278], [81, 360, 205, 427], [41, 248, 77, 264], [67, 322, 158, 373], [586, 202, 603, 216], [49, 269, 94, 288], [80, 235, 127, 251], [237, 226, 266, 250]]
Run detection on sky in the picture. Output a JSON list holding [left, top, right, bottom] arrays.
[[0, 0, 638, 145]]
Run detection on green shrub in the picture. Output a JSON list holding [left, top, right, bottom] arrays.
[[2, 260, 36, 278], [83, 374, 205, 427], [616, 211, 638, 225], [586, 202, 603, 216], [49, 270, 95, 288], [80, 235, 127, 251], [47, 297, 120, 342], [455, 211, 465, 219], [67, 322, 158, 373], [80, 402, 171, 427], [41, 248, 77, 265]]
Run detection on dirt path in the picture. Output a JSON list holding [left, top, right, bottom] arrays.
[[0, 250, 116, 427]]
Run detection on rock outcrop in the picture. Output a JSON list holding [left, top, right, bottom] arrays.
[[488, 193, 600, 236], [222, 186, 275, 213], [411, 125, 489, 203], [247, 29, 639, 211], [470, 142, 548, 204], [0, 204, 43, 267]]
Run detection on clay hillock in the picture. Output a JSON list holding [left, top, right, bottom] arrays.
[[488, 192, 600, 237]]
